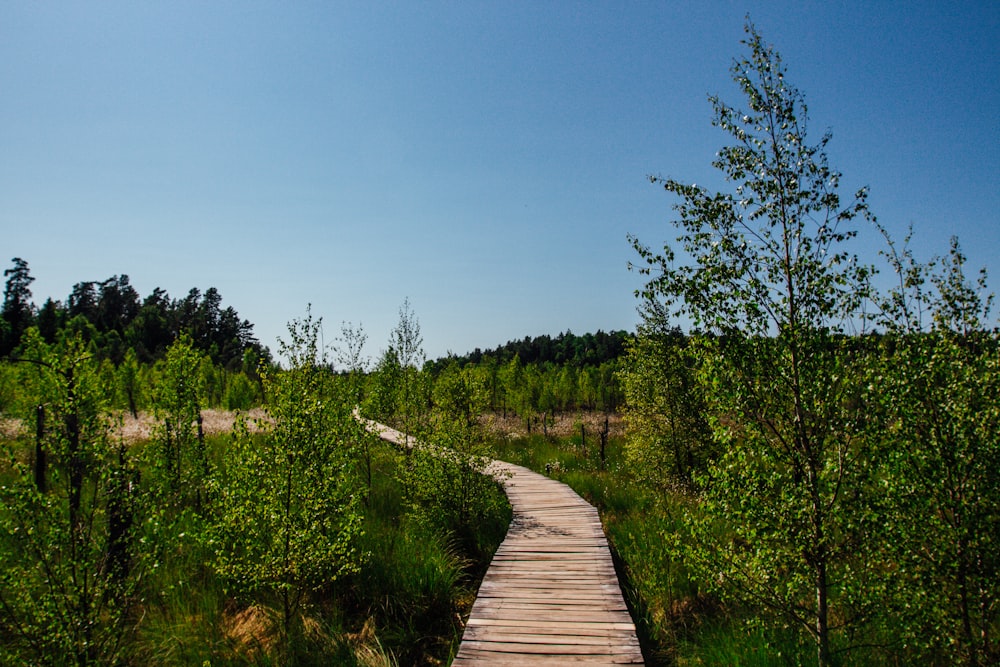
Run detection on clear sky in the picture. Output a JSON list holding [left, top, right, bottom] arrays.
[[3, 2, 998, 362]]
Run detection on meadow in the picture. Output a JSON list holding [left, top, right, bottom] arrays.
[[0, 319, 510, 666]]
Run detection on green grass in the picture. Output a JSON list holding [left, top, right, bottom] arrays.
[[0, 428, 509, 666], [489, 427, 807, 666], [489, 419, 977, 666]]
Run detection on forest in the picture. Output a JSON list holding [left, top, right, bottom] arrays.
[[2, 21, 998, 667]]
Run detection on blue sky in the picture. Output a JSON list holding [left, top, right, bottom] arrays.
[[2, 2, 998, 362]]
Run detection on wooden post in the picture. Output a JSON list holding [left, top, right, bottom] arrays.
[[34, 404, 46, 493], [197, 412, 205, 464], [196, 412, 206, 507], [164, 418, 174, 485], [65, 365, 83, 529], [600, 415, 609, 469], [581, 422, 586, 458], [126, 386, 138, 419]]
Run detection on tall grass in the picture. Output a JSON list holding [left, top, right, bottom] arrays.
[[490, 429, 808, 666], [0, 428, 508, 666], [338, 444, 487, 665]]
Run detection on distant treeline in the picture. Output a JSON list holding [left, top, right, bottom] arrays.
[[1, 257, 268, 369], [432, 329, 633, 371]]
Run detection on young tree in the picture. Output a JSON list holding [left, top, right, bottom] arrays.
[[210, 310, 364, 659], [629, 22, 878, 666], [336, 320, 369, 403], [0, 329, 141, 665], [406, 361, 507, 558], [150, 334, 206, 501], [871, 233, 1000, 665], [367, 345, 402, 423], [117, 348, 142, 418], [432, 361, 486, 429], [389, 298, 427, 441], [391, 297, 423, 372], [619, 324, 712, 491], [498, 354, 524, 419], [335, 320, 384, 505]]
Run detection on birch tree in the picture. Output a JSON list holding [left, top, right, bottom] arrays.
[[629, 22, 878, 665]]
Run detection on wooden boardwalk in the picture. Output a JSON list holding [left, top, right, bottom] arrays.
[[362, 416, 644, 665]]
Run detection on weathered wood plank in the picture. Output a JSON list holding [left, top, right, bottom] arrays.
[[362, 416, 644, 666], [453, 648, 644, 665], [456, 460, 644, 665], [454, 639, 642, 657], [465, 618, 638, 631]]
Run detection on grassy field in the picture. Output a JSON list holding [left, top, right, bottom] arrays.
[[0, 421, 510, 666]]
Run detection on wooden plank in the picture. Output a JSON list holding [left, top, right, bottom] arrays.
[[362, 417, 644, 666], [453, 649, 644, 665], [456, 456, 644, 664], [465, 618, 638, 631], [456, 644, 642, 656]]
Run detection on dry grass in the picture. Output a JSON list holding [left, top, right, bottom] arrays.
[[114, 408, 270, 442], [0, 417, 25, 440], [222, 602, 349, 664], [347, 617, 397, 667], [5, 409, 620, 444], [222, 603, 278, 662], [0, 408, 271, 445], [480, 410, 624, 439]]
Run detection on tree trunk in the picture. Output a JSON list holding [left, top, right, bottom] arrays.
[[127, 387, 138, 419], [66, 370, 82, 530], [816, 558, 831, 667], [107, 443, 132, 586], [811, 464, 832, 667]]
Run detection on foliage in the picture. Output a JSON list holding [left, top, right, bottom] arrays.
[[629, 22, 880, 666], [2, 257, 35, 356], [116, 348, 143, 418], [404, 421, 508, 561], [209, 309, 365, 660], [0, 258, 268, 368], [423, 329, 628, 422], [409, 361, 509, 556], [368, 303, 511, 563], [431, 360, 487, 428], [430, 329, 633, 370], [0, 330, 143, 665], [868, 234, 1000, 665], [149, 335, 207, 501], [366, 347, 403, 426], [339, 437, 508, 665], [390, 298, 428, 440], [0, 303, 514, 665], [618, 324, 712, 491]]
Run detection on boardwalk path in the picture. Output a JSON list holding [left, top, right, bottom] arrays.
[[362, 416, 644, 665]]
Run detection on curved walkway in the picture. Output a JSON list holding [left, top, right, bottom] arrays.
[[362, 416, 644, 665]]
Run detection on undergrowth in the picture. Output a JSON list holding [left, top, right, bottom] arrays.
[[1, 430, 509, 666], [489, 425, 808, 666]]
